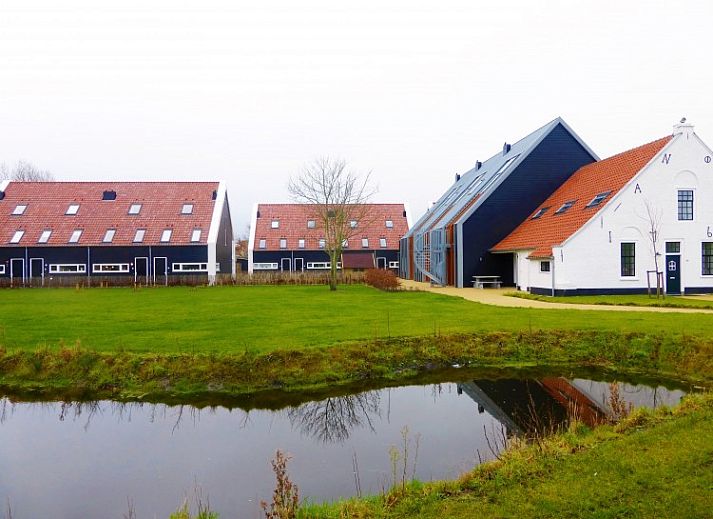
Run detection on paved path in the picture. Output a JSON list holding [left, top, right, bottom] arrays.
[[399, 280, 713, 314]]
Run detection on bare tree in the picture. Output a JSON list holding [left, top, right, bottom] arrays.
[[642, 199, 664, 298], [0, 160, 54, 182], [288, 157, 376, 291]]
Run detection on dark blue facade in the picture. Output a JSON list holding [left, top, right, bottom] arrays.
[[253, 249, 400, 271], [460, 123, 597, 286]]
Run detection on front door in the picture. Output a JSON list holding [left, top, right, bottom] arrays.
[[665, 242, 681, 295], [10, 258, 25, 286], [281, 258, 291, 272], [153, 257, 168, 286], [376, 257, 387, 269], [134, 257, 149, 285], [30, 258, 45, 286], [293, 258, 304, 272]]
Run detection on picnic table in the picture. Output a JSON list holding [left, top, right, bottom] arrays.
[[472, 275, 502, 288]]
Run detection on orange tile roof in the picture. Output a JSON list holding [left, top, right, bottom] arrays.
[[492, 136, 672, 258]]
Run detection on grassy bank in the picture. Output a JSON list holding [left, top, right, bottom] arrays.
[[302, 392, 713, 518], [508, 290, 713, 309]]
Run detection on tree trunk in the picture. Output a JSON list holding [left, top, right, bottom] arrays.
[[329, 250, 338, 291]]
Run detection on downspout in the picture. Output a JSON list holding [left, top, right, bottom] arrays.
[[551, 255, 555, 297], [87, 246, 91, 286]]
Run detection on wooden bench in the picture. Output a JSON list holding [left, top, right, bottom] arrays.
[[472, 275, 502, 289]]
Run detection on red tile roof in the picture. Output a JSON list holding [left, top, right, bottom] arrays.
[[492, 136, 672, 258], [253, 203, 409, 251], [0, 181, 220, 246]]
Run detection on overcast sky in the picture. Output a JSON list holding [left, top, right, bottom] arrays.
[[1, 1, 711, 235]]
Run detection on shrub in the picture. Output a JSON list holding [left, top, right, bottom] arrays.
[[364, 269, 400, 291]]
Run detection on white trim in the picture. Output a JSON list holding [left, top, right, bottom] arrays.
[[37, 229, 52, 244], [388, 260, 399, 269], [92, 263, 130, 273], [0, 265, 5, 275], [49, 263, 86, 274], [207, 182, 227, 281], [160, 229, 172, 242], [103, 229, 116, 243], [190, 229, 202, 242], [133, 229, 146, 243], [29, 258, 45, 282], [65, 204, 80, 215], [12, 204, 27, 215], [10, 230, 24, 244], [248, 202, 258, 274], [181, 203, 194, 215], [0, 180, 9, 193], [172, 262, 208, 272], [128, 203, 142, 215], [253, 262, 278, 270], [68, 229, 82, 243], [153, 256, 168, 285], [134, 256, 149, 283]]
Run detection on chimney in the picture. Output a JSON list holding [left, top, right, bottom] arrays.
[[673, 118, 694, 138], [475, 160, 482, 171], [502, 143, 511, 155], [455, 173, 461, 182]]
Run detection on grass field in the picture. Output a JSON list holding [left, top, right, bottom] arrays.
[[2, 285, 713, 354], [508, 290, 713, 310]]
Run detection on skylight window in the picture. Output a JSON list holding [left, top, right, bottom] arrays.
[[133, 229, 146, 243], [298, 238, 305, 249], [385, 220, 394, 228], [69, 229, 82, 243], [586, 191, 612, 208], [279, 238, 287, 249], [128, 204, 142, 215], [554, 200, 576, 215], [103, 229, 116, 243], [319, 238, 325, 249], [307, 220, 316, 229], [531, 207, 550, 220], [361, 238, 369, 248], [342, 239, 349, 248], [259, 238, 266, 249], [350, 220, 358, 228], [191, 229, 202, 242], [10, 230, 24, 244], [12, 204, 27, 215], [271, 220, 279, 229], [181, 204, 194, 215], [66, 204, 80, 215], [160, 229, 172, 242], [379, 238, 387, 248], [38, 230, 52, 243]]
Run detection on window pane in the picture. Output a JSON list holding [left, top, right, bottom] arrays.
[[66, 204, 80, 215], [191, 229, 201, 242], [259, 239, 266, 249], [703, 243, 713, 275], [69, 230, 82, 243], [38, 230, 52, 243], [134, 229, 146, 242], [678, 190, 693, 221], [666, 242, 681, 254], [379, 238, 387, 248], [271, 220, 279, 228], [12, 205, 27, 215], [161, 229, 172, 242], [129, 204, 142, 215], [103, 229, 116, 243], [621, 242, 635, 277], [10, 230, 24, 243], [361, 238, 369, 248], [181, 204, 193, 214], [307, 220, 316, 229], [279, 239, 287, 249], [385, 220, 393, 228]]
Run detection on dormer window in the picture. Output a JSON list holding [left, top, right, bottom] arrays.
[[10, 230, 24, 244], [586, 192, 611, 208], [133, 229, 146, 243], [271, 220, 279, 229], [361, 238, 369, 248], [554, 200, 576, 215], [181, 204, 194, 215], [66, 204, 80, 215], [307, 220, 316, 229], [160, 229, 172, 243], [531, 207, 549, 219], [12, 204, 27, 215], [69, 229, 82, 243], [38, 230, 52, 243], [103, 229, 116, 243], [385, 220, 394, 228], [128, 204, 142, 215], [191, 229, 202, 242]]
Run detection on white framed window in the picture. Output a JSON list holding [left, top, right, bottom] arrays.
[[128, 203, 142, 215], [10, 230, 24, 244], [92, 263, 130, 273], [103, 229, 116, 243], [66, 204, 80, 215], [586, 192, 611, 208], [271, 220, 279, 229], [12, 204, 27, 215], [253, 262, 278, 270], [38, 230, 52, 243], [307, 220, 316, 229], [342, 239, 349, 248], [385, 220, 393, 228], [350, 220, 358, 228], [49, 264, 86, 274], [388, 261, 399, 269], [279, 238, 287, 249], [133, 229, 146, 243], [172, 263, 208, 272], [0, 265, 4, 274], [540, 261, 551, 272], [555, 200, 576, 215], [298, 239, 305, 249], [258, 238, 266, 249], [191, 229, 202, 242], [379, 238, 387, 248], [361, 238, 369, 248], [307, 262, 330, 269], [319, 238, 326, 249], [181, 203, 194, 215], [69, 229, 82, 243], [160, 229, 172, 242]]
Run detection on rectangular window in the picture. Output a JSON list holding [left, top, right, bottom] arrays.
[[586, 192, 611, 208], [361, 238, 369, 248], [133, 229, 146, 243], [298, 239, 305, 249], [319, 238, 326, 249], [350, 220, 358, 228], [621, 242, 636, 277], [342, 239, 348, 248], [271, 220, 279, 229], [181, 203, 194, 214], [92, 263, 130, 273], [388, 261, 399, 269], [279, 238, 287, 249], [678, 190, 693, 220], [66, 204, 80, 215], [531, 207, 549, 219], [172, 263, 208, 272], [385, 220, 394, 228], [253, 262, 278, 270], [38, 230, 52, 243], [0, 265, 4, 274], [540, 261, 551, 272], [379, 238, 387, 248], [103, 229, 116, 243], [703, 243, 713, 275], [307, 220, 316, 229], [12, 204, 27, 215], [10, 230, 24, 243], [666, 242, 681, 254], [307, 262, 342, 270], [191, 229, 202, 242], [258, 238, 266, 249], [69, 229, 82, 243], [128, 204, 142, 215], [49, 264, 86, 273], [160, 229, 172, 242], [555, 200, 576, 214]]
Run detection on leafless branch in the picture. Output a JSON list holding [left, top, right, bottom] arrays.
[[0, 160, 54, 182]]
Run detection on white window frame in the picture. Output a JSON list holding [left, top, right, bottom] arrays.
[[271, 220, 279, 229], [319, 239, 326, 249], [379, 238, 387, 248], [350, 220, 358, 228], [307, 220, 316, 229], [172, 262, 209, 272], [279, 238, 287, 249], [49, 264, 86, 274], [181, 203, 194, 215], [298, 239, 305, 249], [38, 230, 52, 243], [12, 204, 27, 215], [385, 220, 393, 228], [160, 229, 172, 243], [191, 229, 202, 242], [361, 238, 369, 248], [68, 229, 82, 243], [253, 262, 279, 270], [128, 203, 142, 215], [388, 261, 399, 269], [66, 204, 80, 215], [103, 229, 116, 243], [92, 263, 130, 273], [10, 230, 24, 244], [0, 265, 4, 274], [306, 262, 342, 270], [133, 229, 146, 243], [258, 238, 266, 249]]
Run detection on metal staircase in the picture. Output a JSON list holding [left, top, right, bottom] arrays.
[[414, 228, 447, 285]]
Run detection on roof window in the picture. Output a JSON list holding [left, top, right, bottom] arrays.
[[10, 230, 24, 244], [298, 238, 305, 249], [191, 229, 201, 242], [102, 190, 117, 201], [350, 220, 358, 228], [361, 238, 369, 248], [133, 229, 146, 243], [103, 229, 116, 243], [279, 238, 287, 249], [66, 204, 80, 215], [554, 200, 576, 215], [181, 203, 194, 215], [258, 238, 266, 249], [69, 229, 82, 243], [38, 230, 52, 243], [342, 239, 349, 248], [128, 204, 142, 215], [160, 229, 172, 243], [12, 204, 27, 215], [385, 220, 394, 228], [586, 191, 612, 208], [271, 220, 279, 229], [307, 220, 316, 229], [379, 238, 387, 248], [531, 207, 550, 220], [319, 238, 325, 249]]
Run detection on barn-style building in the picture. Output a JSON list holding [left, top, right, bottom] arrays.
[[248, 203, 410, 273], [0, 181, 234, 285], [400, 117, 598, 287]]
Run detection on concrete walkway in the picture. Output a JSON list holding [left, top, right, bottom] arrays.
[[399, 280, 713, 314]]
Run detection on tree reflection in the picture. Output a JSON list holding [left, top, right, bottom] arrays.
[[287, 390, 382, 443]]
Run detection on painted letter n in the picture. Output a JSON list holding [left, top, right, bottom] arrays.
[[662, 153, 672, 164]]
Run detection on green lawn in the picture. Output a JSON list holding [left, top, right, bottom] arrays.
[[508, 291, 713, 310], [2, 285, 713, 353]]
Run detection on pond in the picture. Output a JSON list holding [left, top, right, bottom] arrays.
[[0, 374, 687, 518]]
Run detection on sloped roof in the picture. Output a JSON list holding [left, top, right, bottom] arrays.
[[404, 117, 597, 239], [253, 203, 408, 251], [492, 135, 673, 258], [0, 181, 220, 246]]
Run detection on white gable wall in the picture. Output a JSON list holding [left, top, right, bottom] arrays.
[[529, 127, 713, 294]]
